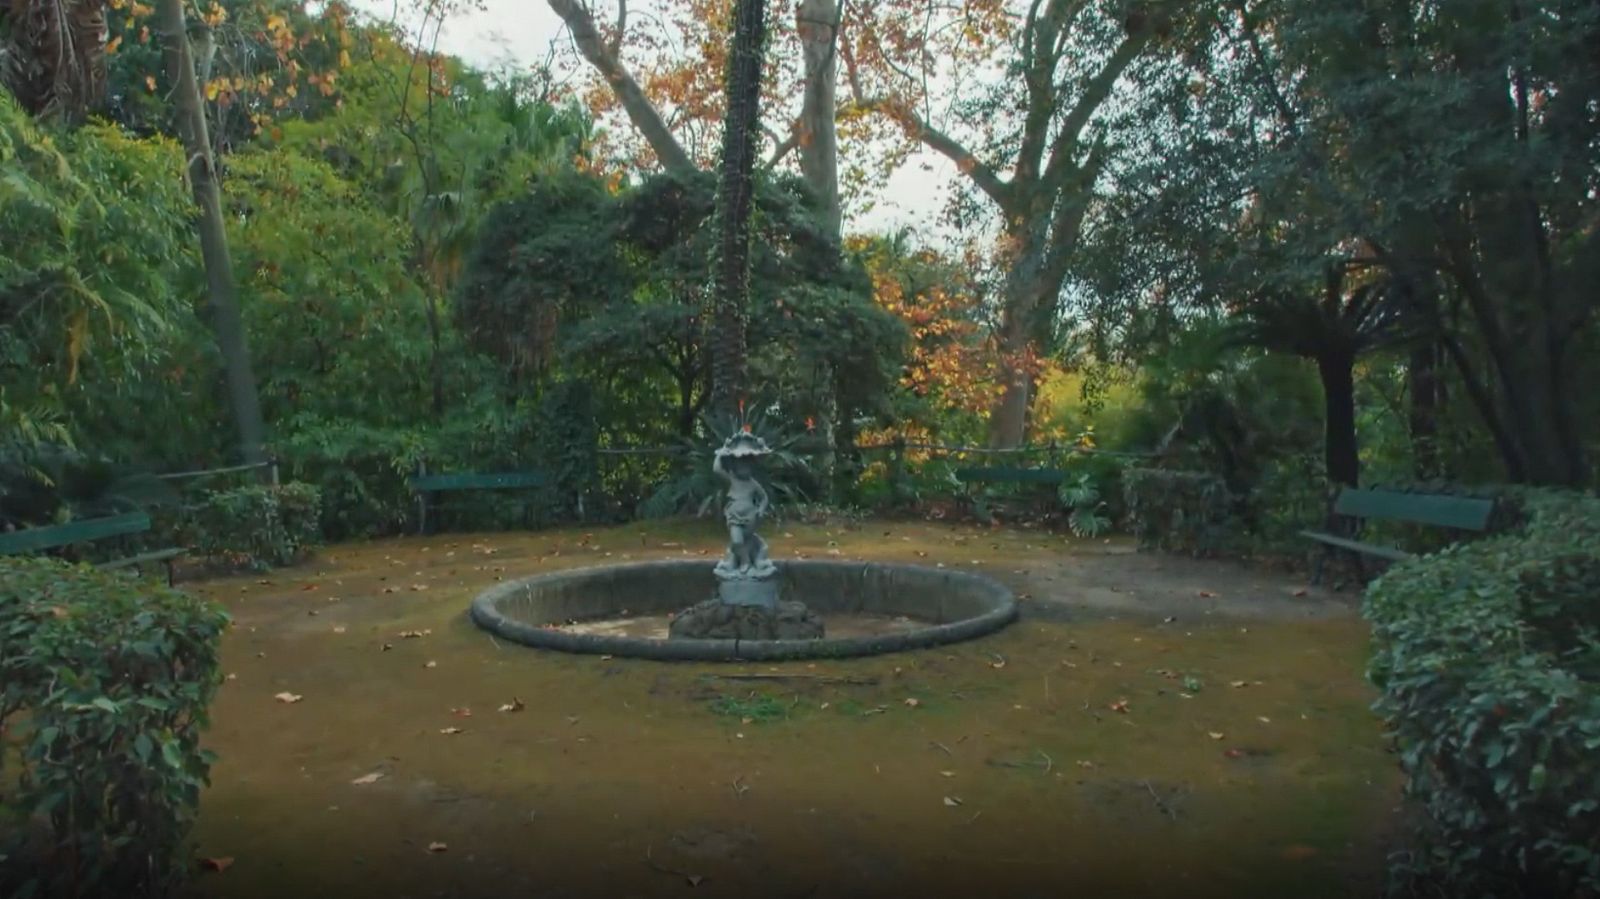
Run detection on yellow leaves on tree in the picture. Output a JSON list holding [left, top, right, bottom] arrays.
[[856, 240, 1001, 419]]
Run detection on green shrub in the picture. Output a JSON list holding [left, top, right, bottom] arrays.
[[1365, 489, 1600, 896], [0, 556, 229, 897], [186, 482, 322, 571], [1122, 468, 1233, 555]]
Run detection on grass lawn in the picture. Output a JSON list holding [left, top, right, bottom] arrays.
[[181, 518, 1399, 898]]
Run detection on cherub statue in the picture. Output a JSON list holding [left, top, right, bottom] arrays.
[[712, 431, 776, 578]]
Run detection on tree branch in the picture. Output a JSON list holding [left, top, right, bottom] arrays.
[[548, 0, 695, 173], [1041, 31, 1147, 190]]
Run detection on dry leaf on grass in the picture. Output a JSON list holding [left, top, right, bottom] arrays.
[[427, 842, 447, 853], [451, 708, 472, 718], [1208, 731, 1226, 740], [439, 727, 463, 735], [943, 796, 963, 807], [903, 698, 921, 708], [273, 692, 303, 704], [351, 772, 385, 786], [423, 660, 438, 669], [1108, 699, 1130, 713], [498, 698, 525, 713]]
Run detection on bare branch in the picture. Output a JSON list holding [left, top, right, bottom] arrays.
[[547, 0, 694, 173], [609, 0, 627, 56]]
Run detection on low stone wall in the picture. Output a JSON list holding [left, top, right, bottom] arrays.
[[469, 560, 1018, 661]]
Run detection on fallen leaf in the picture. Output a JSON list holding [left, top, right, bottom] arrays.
[[273, 692, 303, 704], [350, 772, 385, 786], [943, 796, 963, 807], [1230, 681, 1249, 688], [686, 874, 704, 887], [1207, 731, 1225, 740], [424, 660, 437, 669], [225, 673, 238, 681], [903, 698, 921, 708], [819, 702, 830, 710], [451, 707, 472, 718], [381, 643, 394, 652], [199, 856, 234, 873], [332, 626, 346, 634], [1292, 589, 1309, 598], [426, 842, 447, 853], [498, 698, 526, 713], [940, 770, 956, 777], [409, 584, 429, 591], [1257, 716, 1271, 724], [1108, 699, 1130, 713], [1198, 590, 1218, 598], [439, 727, 462, 735]]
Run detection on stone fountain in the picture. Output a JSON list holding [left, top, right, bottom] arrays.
[[468, 426, 1019, 661]]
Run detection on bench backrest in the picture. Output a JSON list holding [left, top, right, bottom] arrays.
[[953, 466, 1066, 485], [0, 512, 152, 556], [1333, 488, 1495, 531], [410, 471, 549, 491]]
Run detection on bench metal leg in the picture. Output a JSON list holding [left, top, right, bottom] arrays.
[[1311, 547, 1327, 586]]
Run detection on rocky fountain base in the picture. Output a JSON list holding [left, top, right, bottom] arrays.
[[667, 597, 824, 641]]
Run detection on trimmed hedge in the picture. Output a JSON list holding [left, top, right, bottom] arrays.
[[1122, 468, 1232, 555], [0, 556, 229, 897], [1365, 488, 1600, 896], [184, 482, 322, 571]]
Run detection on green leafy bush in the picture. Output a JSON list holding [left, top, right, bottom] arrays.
[[185, 482, 322, 571], [1122, 468, 1232, 555], [0, 556, 229, 897], [1365, 489, 1600, 896]]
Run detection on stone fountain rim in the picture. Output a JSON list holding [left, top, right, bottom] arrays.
[[469, 558, 1019, 661]]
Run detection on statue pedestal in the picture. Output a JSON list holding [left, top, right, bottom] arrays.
[[715, 568, 779, 609]]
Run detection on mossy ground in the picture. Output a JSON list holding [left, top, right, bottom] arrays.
[[181, 518, 1398, 898]]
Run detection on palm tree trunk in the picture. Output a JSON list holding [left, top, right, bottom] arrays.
[[1317, 351, 1360, 488], [709, 0, 767, 416], [156, 0, 267, 467]]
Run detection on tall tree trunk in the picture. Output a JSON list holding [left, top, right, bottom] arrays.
[[1407, 340, 1443, 479], [156, 0, 267, 466], [796, 0, 840, 234], [987, 219, 1052, 448], [1317, 351, 1360, 488], [709, 0, 767, 415]]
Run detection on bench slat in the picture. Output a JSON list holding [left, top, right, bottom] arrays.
[[0, 512, 152, 555], [1299, 530, 1413, 562], [953, 467, 1066, 485], [1332, 489, 1494, 530], [99, 547, 187, 569], [411, 472, 549, 491]]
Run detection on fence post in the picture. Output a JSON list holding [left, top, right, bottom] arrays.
[[416, 458, 428, 536], [888, 437, 907, 506]]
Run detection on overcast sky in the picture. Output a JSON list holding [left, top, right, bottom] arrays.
[[347, 0, 956, 241]]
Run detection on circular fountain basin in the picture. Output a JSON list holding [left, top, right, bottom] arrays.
[[469, 560, 1018, 661]]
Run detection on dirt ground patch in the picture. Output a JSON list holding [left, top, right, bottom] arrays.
[[180, 519, 1397, 899]]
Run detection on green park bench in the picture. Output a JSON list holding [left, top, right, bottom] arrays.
[[953, 466, 1067, 521], [409, 470, 551, 535], [0, 511, 187, 585], [1302, 487, 1496, 584]]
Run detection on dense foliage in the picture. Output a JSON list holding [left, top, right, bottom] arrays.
[[1365, 490, 1600, 895], [0, 557, 229, 897]]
